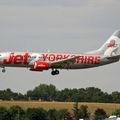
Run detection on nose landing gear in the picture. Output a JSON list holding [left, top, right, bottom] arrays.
[[2, 67, 6, 73], [51, 69, 59, 76]]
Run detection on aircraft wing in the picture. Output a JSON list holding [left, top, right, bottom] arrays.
[[50, 56, 80, 68]]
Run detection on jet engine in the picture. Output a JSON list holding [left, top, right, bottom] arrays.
[[30, 61, 49, 71]]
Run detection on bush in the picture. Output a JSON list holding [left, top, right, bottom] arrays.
[[94, 108, 107, 120], [26, 108, 48, 120], [112, 108, 120, 117], [73, 102, 89, 120], [9, 105, 25, 120], [0, 106, 11, 120]]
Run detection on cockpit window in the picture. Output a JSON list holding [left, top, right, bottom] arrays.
[[31, 56, 36, 58], [39, 56, 43, 60]]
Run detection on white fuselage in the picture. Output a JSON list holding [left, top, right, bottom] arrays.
[[1, 30, 120, 75], [0, 52, 118, 70]]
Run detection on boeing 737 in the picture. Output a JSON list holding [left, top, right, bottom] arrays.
[[0, 30, 120, 75]]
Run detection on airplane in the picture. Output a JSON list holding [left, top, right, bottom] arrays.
[[0, 30, 120, 75]]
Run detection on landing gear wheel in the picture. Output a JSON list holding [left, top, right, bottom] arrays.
[[51, 71, 56, 76], [51, 70, 60, 75], [55, 70, 59, 75], [2, 68, 6, 73]]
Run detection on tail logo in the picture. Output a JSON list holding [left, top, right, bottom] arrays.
[[107, 40, 118, 48]]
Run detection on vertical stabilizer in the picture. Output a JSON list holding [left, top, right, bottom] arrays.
[[86, 30, 120, 56]]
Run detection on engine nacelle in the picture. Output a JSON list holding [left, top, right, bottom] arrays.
[[30, 61, 49, 71]]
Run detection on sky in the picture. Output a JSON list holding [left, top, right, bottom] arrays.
[[0, 0, 120, 94]]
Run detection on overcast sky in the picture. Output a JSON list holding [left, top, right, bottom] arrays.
[[0, 0, 120, 94]]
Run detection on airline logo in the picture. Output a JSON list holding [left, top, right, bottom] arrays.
[[3, 53, 29, 64], [42, 53, 100, 64], [107, 40, 118, 48], [3, 53, 101, 65]]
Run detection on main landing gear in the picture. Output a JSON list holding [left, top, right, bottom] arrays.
[[51, 69, 59, 76]]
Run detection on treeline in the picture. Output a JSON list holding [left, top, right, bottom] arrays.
[[0, 104, 108, 120], [0, 84, 120, 103], [0, 105, 72, 120], [0, 103, 120, 120]]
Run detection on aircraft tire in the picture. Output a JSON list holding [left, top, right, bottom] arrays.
[[55, 70, 59, 75], [2, 68, 6, 73], [51, 70, 59, 75], [51, 71, 56, 75]]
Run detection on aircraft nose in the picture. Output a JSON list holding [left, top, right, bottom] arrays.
[[0, 54, 2, 58], [0, 53, 5, 61], [0, 54, 2, 62]]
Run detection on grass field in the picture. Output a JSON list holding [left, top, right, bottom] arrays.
[[0, 101, 120, 115]]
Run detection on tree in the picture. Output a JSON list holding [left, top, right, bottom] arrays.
[[47, 109, 70, 120], [72, 102, 79, 120], [79, 105, 89, 119], [94, 108, 107, 120], [9, 105, 25, 120], [57, 109, 69, 120], [47, 109, 57, 120], [112, 108, 120, 117], [0, 106, 11, 120], [26, 84, 57, 100], [26, 108, 48, 120], [0, 88, 26, 100], [73, 102, 89, 120], [64, 111, 73, 120], [111, 92, 120, 103], [85, 87, 106, 102]]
